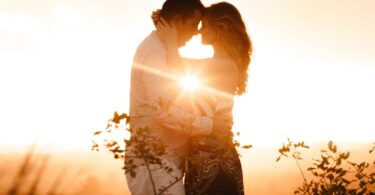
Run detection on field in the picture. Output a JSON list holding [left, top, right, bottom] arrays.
[[1, 142, 373, 195]]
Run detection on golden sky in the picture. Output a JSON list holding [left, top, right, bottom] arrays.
[[0, 0, 374, 150]]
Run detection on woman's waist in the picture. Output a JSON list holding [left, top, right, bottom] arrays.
[[189, 133, 234, 152]]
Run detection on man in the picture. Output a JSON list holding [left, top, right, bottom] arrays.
[[126, 0, 232, 194]]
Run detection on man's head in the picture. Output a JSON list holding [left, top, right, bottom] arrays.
[[159, 0, 204, 47]]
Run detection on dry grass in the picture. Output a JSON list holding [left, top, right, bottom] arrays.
[[0, 142, 373, 195]]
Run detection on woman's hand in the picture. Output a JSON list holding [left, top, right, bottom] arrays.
[[156, 18, 178, 48]]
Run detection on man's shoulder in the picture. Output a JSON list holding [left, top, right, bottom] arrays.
[[136, 31, 166, 56]]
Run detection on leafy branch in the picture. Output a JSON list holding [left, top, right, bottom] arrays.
[[277, 138, 310, 185], [92, 112, 182, 195], [277, 139, 375, 195]]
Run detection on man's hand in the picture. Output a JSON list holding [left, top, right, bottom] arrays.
[[151, 9, 161, 26], [156, 18, 178, 48]]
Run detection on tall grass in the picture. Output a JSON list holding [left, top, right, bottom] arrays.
[[7, 143, 37, 195], [46, 165, 68, 195], [28, 154, 50, 195], [5, 144, 65, 195]]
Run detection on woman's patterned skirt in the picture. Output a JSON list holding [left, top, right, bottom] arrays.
[[184, 133, 244, 195]]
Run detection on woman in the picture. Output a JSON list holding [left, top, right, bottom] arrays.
[[155, 2, 253, 195]]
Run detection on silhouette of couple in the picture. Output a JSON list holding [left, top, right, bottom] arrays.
[[127, 0, 252, 194]]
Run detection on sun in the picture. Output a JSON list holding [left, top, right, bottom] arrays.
[[180, 75, 200, 91]]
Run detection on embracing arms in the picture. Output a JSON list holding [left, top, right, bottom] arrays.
[[139, 49, 232, 136]]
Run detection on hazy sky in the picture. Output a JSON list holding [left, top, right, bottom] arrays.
[[0, 0, 374, 150]]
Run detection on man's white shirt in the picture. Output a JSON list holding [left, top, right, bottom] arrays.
[[126, 31, 213, 195]]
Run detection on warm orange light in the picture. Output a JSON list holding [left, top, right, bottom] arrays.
[[179, 35, 214, 59], [180, 75, 200, 91]]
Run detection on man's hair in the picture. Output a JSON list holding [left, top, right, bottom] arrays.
[[159, 0, 204, 23]]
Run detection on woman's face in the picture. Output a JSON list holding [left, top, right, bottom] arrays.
[[199, 16, 217, 45]]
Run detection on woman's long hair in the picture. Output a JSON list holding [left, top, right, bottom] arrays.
[[204, 2, 253, 96]]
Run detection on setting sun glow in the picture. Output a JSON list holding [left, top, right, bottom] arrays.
[[1, 1, 375, 195], [180, 75, 200, 91], [0, 0, 374, 150]]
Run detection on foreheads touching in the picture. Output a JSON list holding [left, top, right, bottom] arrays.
[[160, 0, 204, 24], [159, 0, 204, 46]]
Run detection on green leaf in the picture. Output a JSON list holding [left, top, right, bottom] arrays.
[[359, 180, 366, 188], [130, 170, 136, 178], [327, 174, 334, 181], [302, 145, 310, 149], [338, 170, 347, 177], [328, 141, 333, 151], [93, 131, 102, 135], [112, 112, 127, 124], [242, 145, 253, 149]]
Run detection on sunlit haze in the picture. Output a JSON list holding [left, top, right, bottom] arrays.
[[1, 0, 374, 151], [180, 75, 201, 91]]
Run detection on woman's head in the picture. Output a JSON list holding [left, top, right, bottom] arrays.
[[200, 2, 253, 96]]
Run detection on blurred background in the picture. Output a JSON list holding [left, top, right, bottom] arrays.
[[0, 0, 374, 194]]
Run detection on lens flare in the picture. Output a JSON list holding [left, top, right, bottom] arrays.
[[180, 75, 200, 91]]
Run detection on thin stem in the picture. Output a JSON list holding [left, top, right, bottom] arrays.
[[295, 158, 307, 183], [46, 165, 68, 195], [8, 142, 36, 195], [141, 139, 157, 195], [124, 155, 142, 159], [28, 154, 50, 195], [158, 175, 184, 195], [144, 158, 158, 195], [294, 158, 312, 195]]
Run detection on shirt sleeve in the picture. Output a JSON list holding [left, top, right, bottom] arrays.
[[140, 50, 213, 135]]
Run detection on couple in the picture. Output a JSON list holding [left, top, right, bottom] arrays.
[[126, 0, 252, 194]]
